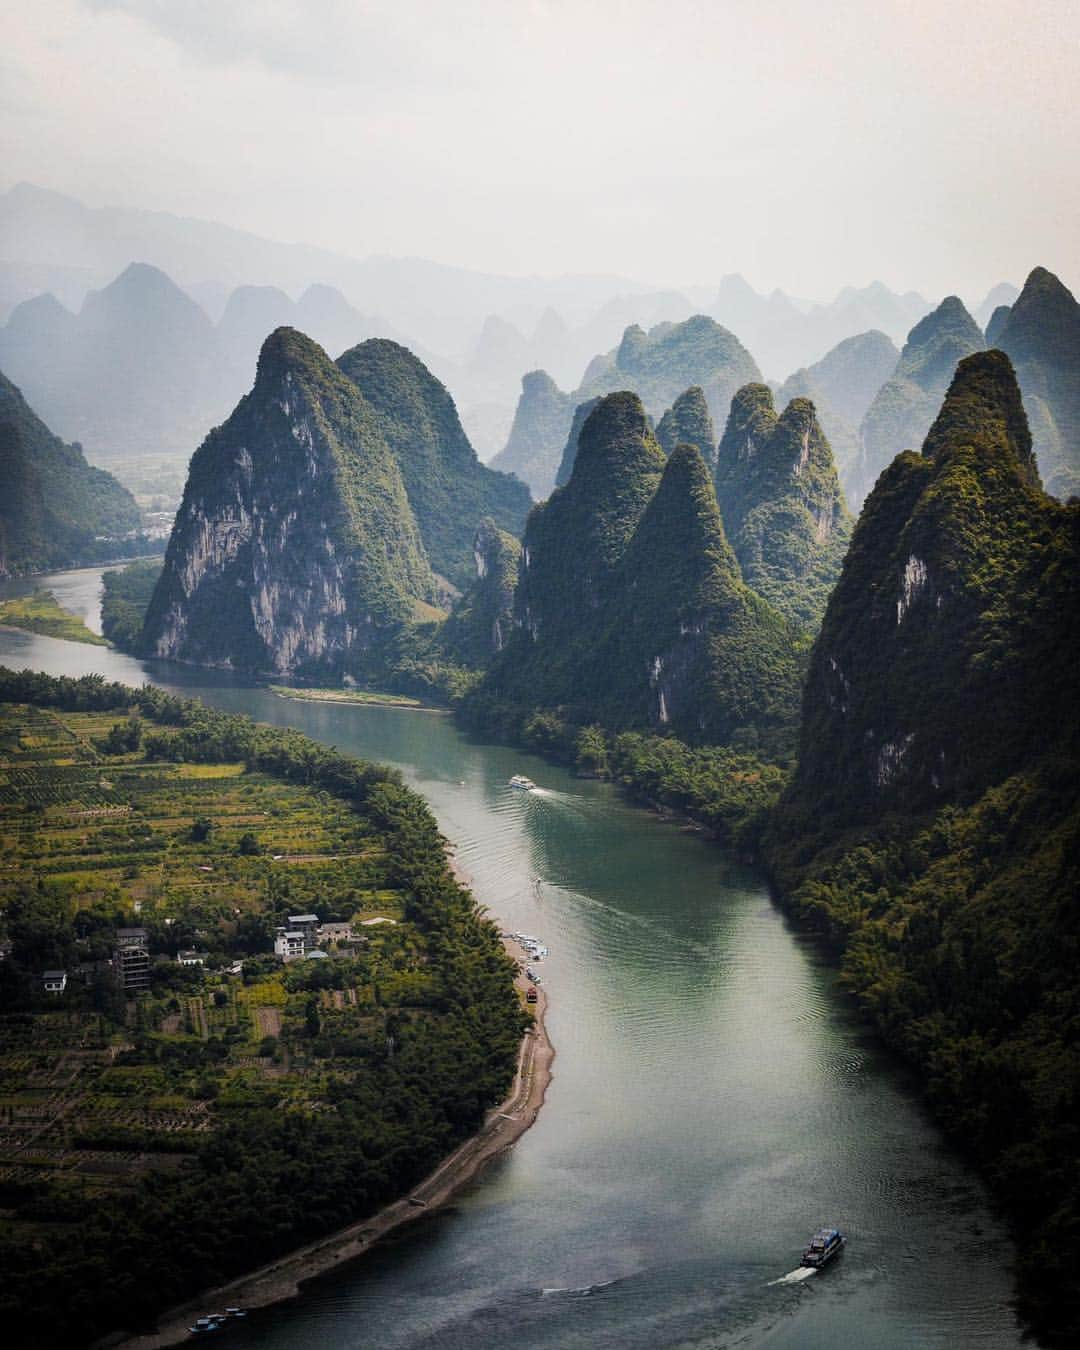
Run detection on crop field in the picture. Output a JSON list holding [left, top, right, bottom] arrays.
[[0, 701, 427, 1227]]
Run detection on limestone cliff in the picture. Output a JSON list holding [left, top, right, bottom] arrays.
[[142, 327, 435, 675]]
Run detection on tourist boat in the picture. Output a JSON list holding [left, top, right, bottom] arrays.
[[800, 1227, 846, 1267], [509, 774, 537, 790], [188, 1316, 223, 1335]]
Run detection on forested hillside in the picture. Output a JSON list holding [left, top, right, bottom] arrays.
[[0, 370, 141, 576], [768, 351, 1080, 1347]]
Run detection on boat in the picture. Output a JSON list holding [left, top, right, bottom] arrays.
[[224, 1308, 248, 1319], [509, 774, 537, 790], [800, 1227, 846, 1268], [188, 1316, 223, 1335]]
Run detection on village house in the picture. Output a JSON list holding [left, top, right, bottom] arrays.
[[42, 970, 67, 995]]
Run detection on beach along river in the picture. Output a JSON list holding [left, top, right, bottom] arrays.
[[0, 569, 1024, 1348]]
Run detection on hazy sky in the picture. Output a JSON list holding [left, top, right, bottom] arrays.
[[3, 0, 1078, 297]]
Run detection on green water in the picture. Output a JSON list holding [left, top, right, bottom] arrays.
[[0, 569, 1024, 1348]]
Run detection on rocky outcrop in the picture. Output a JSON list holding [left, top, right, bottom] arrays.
[[714, 385, 851, 630], [851, 296, 984, 507], [142, 327, 435, 675]]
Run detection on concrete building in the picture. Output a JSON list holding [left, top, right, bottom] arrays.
[[274, 928, 307, 962], [115, 927, 151, 993], [42, 970, 67, 995]]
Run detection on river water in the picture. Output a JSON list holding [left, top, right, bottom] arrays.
[[0, 569, 1024, 1348]]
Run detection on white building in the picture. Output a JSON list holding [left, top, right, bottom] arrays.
[[42, 970, 68, 994]]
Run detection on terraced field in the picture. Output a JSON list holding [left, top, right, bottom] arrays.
[[0, 702, 424, 1223]]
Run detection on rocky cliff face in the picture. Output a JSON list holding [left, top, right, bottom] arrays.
[[142, 327, 435, 675], [714, 385, 851, 630], [655, 386, 716, 467], [791, 349, 1072, 820], [851, 296, 984, 507], [995, 266, 1080, 499], [489, 369, 575, 500], [336, 339, 530, 588]]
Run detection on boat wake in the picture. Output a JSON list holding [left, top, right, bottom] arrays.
[[768, 1266, 817, 1286], [539, 1278, 619, 1297]]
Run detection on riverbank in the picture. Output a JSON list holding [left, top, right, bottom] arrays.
[[110, 951, 552, 1350]]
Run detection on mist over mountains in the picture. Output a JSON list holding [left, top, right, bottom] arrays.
[[0, 182, 1022, 468]]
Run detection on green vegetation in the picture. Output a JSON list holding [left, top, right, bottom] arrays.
[[655, 385, 716, 466], [269, 685, 428, 709], [478, 394, 803, 756], [852, 296, 984, 507], [0, 589, 106, 645], [0, 369, 142, 577], [769, 351, 1080, 1348], [0, 668, 525, 1347], [439, 518, 522, 668], [578, 315, 762, 429], [141, 327, 437, 675], [100, 557, 162, 650], [714, 385, 852, 631], [336, 339, 531, 588]]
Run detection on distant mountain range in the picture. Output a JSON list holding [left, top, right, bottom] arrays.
[[0, 182, 1025, 462]]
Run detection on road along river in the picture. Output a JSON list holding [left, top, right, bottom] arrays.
[[0, 568, 1024, 1349]]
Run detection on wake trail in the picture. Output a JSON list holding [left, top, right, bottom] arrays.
[[768, 1266, 817, 1286]]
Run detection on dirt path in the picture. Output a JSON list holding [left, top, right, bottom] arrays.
[[112, 884, 553, 1350]]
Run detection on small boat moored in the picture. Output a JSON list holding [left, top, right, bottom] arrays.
[[508, 774, 537, 791], [800, 1227, 846, 1268]]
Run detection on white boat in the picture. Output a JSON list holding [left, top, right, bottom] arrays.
[[509, 774, 537, 790]]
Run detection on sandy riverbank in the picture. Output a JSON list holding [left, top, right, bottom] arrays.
[[111, 862, 552, 1350]]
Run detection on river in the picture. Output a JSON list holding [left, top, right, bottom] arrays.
[[0, 568, 1023, 1348]]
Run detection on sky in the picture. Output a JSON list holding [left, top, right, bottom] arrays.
[[2, 0, 1078, 298]]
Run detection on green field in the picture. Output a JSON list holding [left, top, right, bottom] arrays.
[[0, 589, 107, 646], [0, 672, 526, 1347]]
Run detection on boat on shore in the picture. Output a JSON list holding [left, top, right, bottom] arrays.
[[509, 774, 537, 790], [800, 1227, 846, 1268]]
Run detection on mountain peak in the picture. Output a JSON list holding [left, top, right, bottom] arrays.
[[921, 349, 1039, 487], [655, 385, 716, 465]]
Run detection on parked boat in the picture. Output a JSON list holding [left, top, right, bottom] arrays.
[[800, 1227, 846, 1267], [509, 774, 537, 790]]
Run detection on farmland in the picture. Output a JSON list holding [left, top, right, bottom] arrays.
[[0, 670, 526, 1347]]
